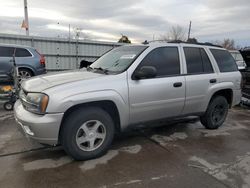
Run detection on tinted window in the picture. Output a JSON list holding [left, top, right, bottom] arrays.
[[184, 47, 214, 74], [200, 49, 213, 73], [184, 48, 203, 73], [137, 47, 180, 77], [0, 47, 14, 57], [210, 49, 238, 72], [16, 48, 32, 57]]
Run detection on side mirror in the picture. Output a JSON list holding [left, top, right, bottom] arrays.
[[134, 66, 157, 80]]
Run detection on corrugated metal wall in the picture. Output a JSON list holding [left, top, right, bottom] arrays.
[[0, 33, 122, 70]]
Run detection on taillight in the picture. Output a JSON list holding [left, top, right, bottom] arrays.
[[35, 49, 46, 66], [40, 56, 45, 66]]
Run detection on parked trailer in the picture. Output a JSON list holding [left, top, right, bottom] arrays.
[[0, 33, 122, 71]]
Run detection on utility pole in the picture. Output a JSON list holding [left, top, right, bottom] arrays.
[[24, 0, 29, 36], [188, 21, 192, 40]]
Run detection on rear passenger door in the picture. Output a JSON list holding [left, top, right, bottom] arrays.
[[15, 48, 34, 68], [0, 47, 14, 81], [182, 47, 217, 114], [128, 46, 186, 124]]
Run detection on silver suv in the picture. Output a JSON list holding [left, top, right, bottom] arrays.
[[14, 42, 242, 160]]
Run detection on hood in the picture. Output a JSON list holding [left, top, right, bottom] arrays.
[[21, 69, 104, 92]]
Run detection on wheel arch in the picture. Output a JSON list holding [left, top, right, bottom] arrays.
[[58, 100, 121, 143], [209, 88, 233, 108], [18, 66, 35, 76]]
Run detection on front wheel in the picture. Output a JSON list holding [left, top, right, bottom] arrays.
[[200, 96, 229, 129], [61, 107, 115, 160]]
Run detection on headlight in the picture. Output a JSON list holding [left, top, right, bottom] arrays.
[[20, 92, 49, 115]]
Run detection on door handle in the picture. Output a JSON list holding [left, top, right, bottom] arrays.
[[210, 79, 217, 83], [173, 82, 182, 87]]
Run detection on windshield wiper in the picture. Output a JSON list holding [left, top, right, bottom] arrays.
[[86, 66, 93, 71], [92, 67, 109, 74]]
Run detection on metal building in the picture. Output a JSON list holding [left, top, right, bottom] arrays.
[[0, 33, 122, 70]]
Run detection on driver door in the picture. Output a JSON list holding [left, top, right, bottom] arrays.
[[128, 46, 185, 124]]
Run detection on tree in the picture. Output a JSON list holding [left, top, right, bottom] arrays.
[[213, 39, 236, 50], [160, 25, 186, 42], [220, 38, 236, 50], [187, 38, 198, 43], [118, 35, 131, 43], [168, 25, 186, 41]]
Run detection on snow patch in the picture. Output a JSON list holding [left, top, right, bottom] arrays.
[[119, 145, 142, 154], [79, 150, 119, 171], [151, 132, 188, 145], [189, 152, 250, 187], [80, 145, 142, 171], [23, 156, 72, 171], [199, 123, 247, 137]]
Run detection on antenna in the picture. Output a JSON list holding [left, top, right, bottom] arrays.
[[188, 21, 192, 40]]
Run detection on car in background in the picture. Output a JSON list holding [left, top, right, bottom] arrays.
[[229, 50, 247, 70], [240, 48, 250, 105], [0, 44, 46, 83]]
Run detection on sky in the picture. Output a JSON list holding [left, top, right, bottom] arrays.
[[0, 0, 250, 46]]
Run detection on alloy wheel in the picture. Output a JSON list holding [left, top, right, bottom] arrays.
[[75, 120, 106, 151]]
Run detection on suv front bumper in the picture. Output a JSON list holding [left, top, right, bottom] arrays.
[[14, 100, 64, 145]]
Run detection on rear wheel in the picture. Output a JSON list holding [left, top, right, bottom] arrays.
[[61, 107, 115, 160], [200, 96, 229, 129], [18, 68, 33, 81]]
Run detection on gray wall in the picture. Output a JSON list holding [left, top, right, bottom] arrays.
[[0, 33, 122, 70]]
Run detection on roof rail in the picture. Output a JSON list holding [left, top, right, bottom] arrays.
[[168, 40, 223, 48], [142, 40, 223, 48]]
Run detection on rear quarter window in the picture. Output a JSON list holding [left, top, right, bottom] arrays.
[[210, 49, 238, 72], [15, 48, 32, 57]]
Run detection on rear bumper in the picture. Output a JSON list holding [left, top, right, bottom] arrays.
[[35, 67, 47, 75], [14, 100, 63, 145]]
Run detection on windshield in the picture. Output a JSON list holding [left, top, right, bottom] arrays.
[[231, 52, 244, 61], [89, 45, 147, 74]]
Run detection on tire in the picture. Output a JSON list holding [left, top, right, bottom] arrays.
[[4, 102, 13, 111], [18, 68, 33, 81], [61, 107, 115, 161], [200, 96, 229, 129]]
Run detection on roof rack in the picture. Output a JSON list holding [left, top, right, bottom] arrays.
[[142, 40, 223, 48]]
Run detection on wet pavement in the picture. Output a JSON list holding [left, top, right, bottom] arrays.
[[0, 105, 250, 188]]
